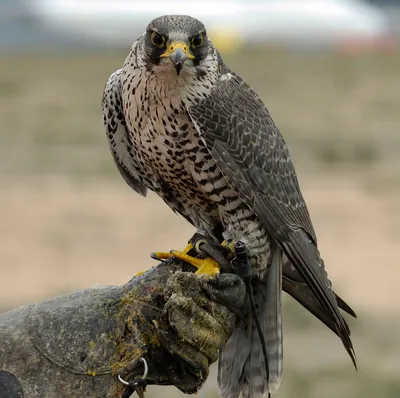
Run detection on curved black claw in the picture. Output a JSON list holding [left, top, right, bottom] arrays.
[[189, 233, 234, 274]]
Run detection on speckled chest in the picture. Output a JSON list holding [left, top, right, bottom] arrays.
[[120, 67, 217, 204]]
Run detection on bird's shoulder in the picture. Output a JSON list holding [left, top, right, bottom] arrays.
[[102, 69, 123, 110], [201, 51, 276, 134]]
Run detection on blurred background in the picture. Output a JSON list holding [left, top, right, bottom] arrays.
[[1, 0, 400, 397]]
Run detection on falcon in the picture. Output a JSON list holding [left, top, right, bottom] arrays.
[[102, 15, 356, 397]]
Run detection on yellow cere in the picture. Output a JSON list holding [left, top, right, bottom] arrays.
[[160, 42, 195, 59]]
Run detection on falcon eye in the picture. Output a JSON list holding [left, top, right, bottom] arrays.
[[191, 33, 204, 48], [151, 32, 165, 47]]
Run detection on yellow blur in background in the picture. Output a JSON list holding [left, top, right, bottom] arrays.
[[1, 1, 400, 397]]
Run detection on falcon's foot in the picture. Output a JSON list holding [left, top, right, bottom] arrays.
[[151, 242, 194, 263], [151, 235, 236, 277], [152, 242, 220, 277], [172, 249, 221, 277]]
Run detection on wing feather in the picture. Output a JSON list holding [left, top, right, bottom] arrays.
[[101, 69, 148, 197], [188, 68, 356, 367]]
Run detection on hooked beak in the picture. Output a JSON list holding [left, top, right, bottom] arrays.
[[159, 41, 194, 75]]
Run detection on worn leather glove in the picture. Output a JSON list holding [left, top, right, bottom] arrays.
[[0, 259, 247, 398], [115, 260, 248, 394]]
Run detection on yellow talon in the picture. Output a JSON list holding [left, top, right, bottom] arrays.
[[152, 242, 194, 262], [195, 258, 221, 277], [152, 241, 224, 277], [182, 242, 194, 254], [151, 251, 174, 260], [170, 250, 220, 277]]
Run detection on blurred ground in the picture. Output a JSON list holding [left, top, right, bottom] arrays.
[[0, 49, 400, 397]]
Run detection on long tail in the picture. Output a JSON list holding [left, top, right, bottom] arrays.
[[218, 328, 250, 398], [218, 248, 283, 397], [218, 234, 357, 397]]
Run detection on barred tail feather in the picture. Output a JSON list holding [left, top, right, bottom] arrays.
[[242, 249, 283, 397], [218, 249, 283, 397], [264, 248, 283, 392], [218, 328, 251, 398]]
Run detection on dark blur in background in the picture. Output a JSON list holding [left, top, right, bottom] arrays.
[[1, 0, 400, 397]]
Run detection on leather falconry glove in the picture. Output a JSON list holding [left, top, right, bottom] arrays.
[[0, 259, 247, 398]]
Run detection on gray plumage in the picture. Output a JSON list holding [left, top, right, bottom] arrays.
[[102, 15, 356, 397]]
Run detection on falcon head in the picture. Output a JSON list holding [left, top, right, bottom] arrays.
[[142, 15, 211, 76]]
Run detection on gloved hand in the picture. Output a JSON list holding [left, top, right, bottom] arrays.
[[0, 257, 247, 398], [115, 260, 248, 394]]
